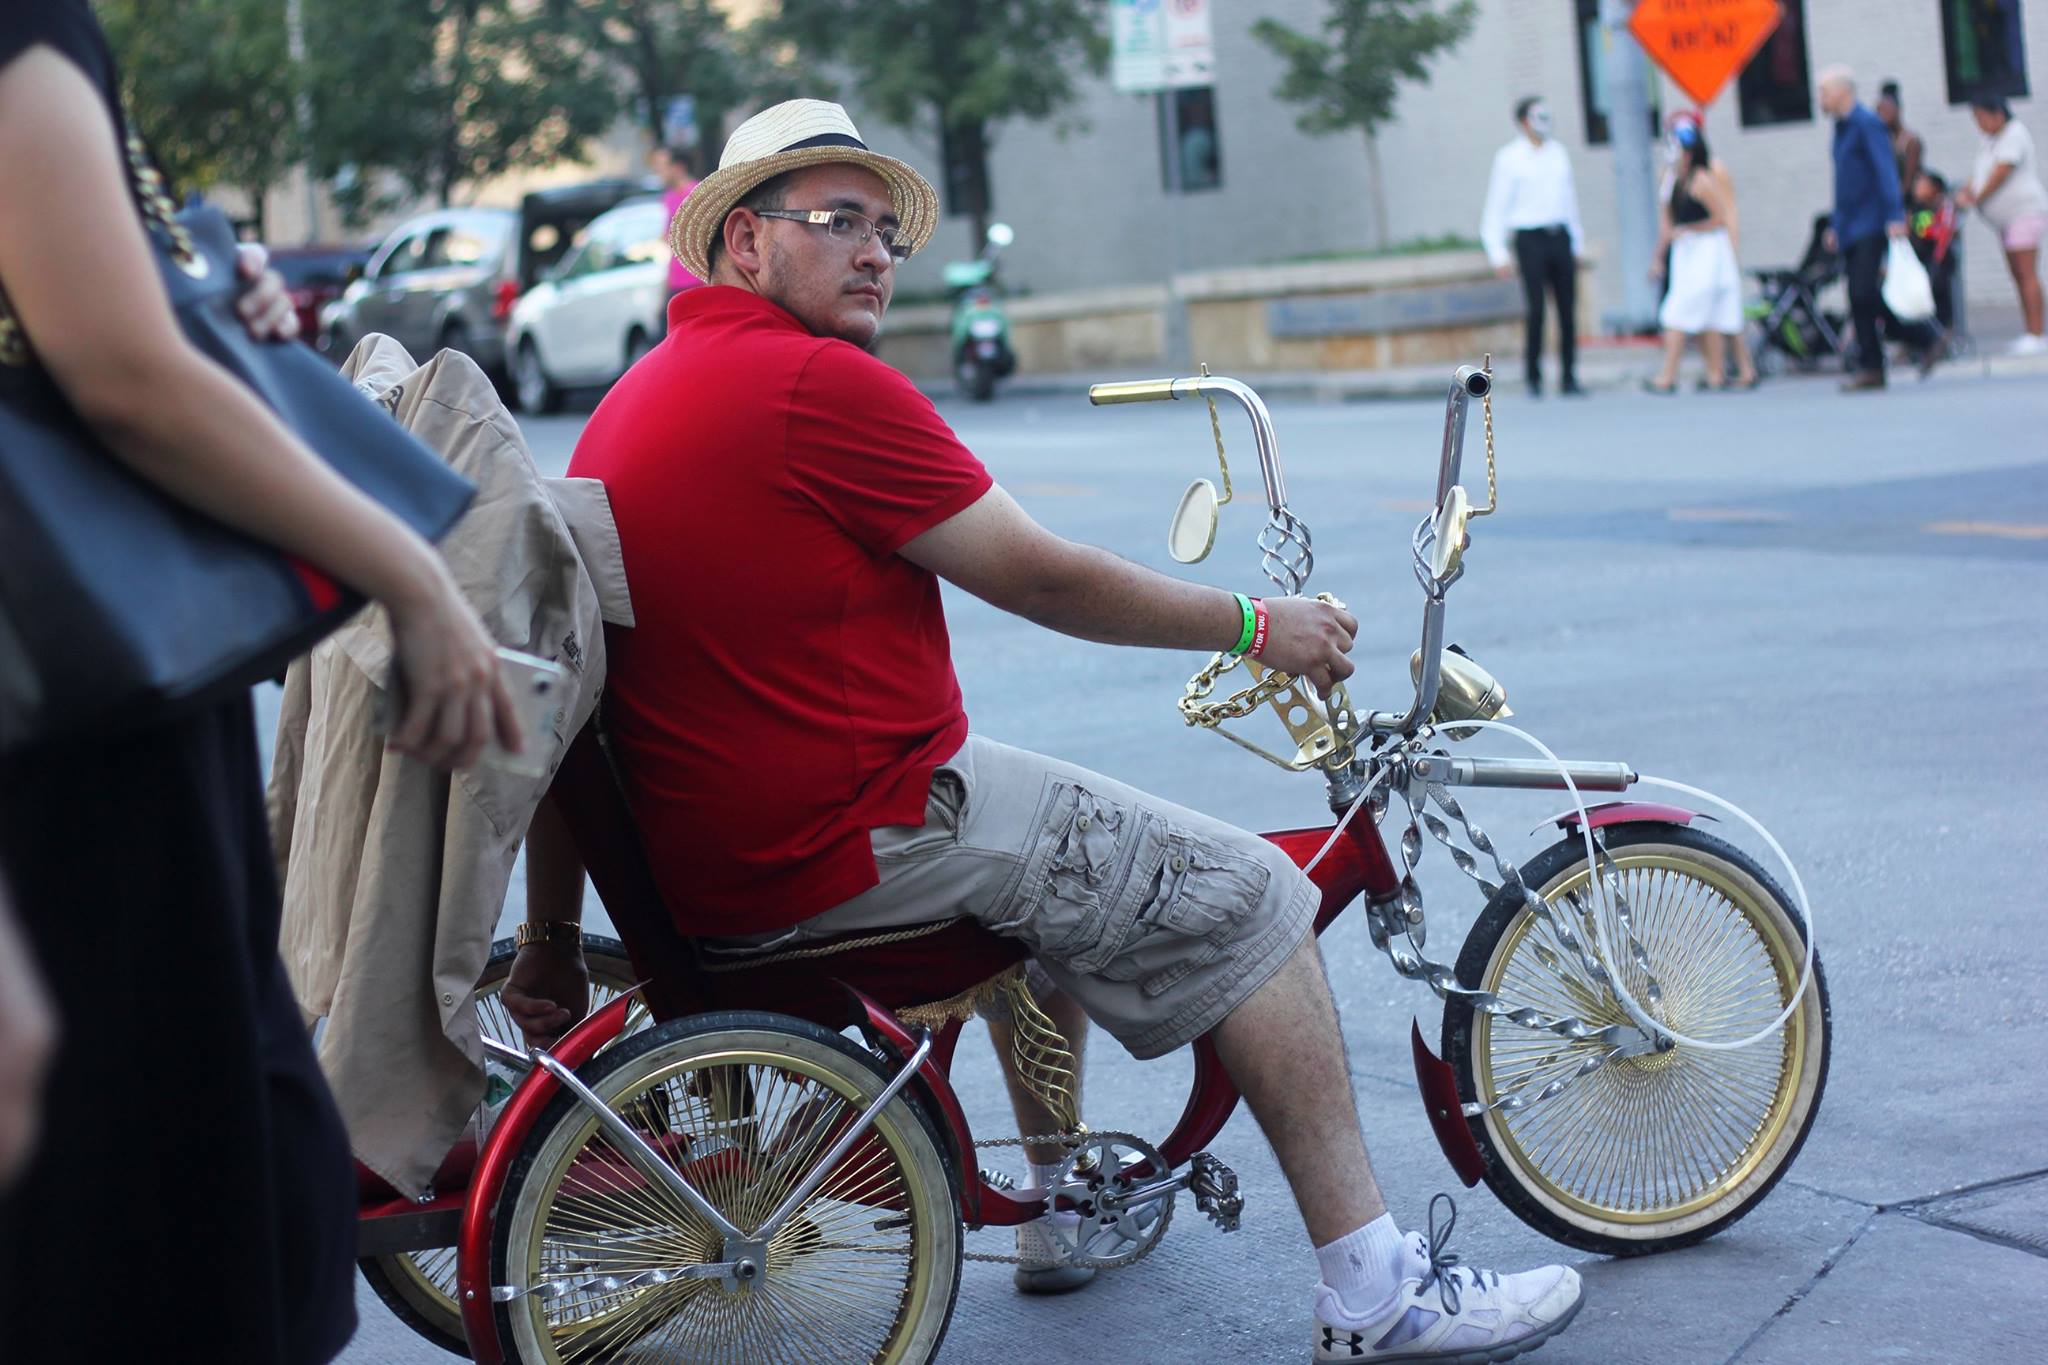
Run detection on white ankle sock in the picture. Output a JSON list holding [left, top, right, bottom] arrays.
[[1027, 1160, 1062, 1193], [1315, 1213, 1409, 1323]]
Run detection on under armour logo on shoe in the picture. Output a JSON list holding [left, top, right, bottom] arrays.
[[1320, 1325, 1365, 1358]]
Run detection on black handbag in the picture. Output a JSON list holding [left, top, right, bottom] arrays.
[[0, 133, 475, 755]]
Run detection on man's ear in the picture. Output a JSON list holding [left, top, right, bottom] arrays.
[[722, 209, 767, 277]]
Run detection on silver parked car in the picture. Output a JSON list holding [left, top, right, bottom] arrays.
[[505, 196, 671, 414], [321, 207, 521, 378], [321, 181, 654, 383]]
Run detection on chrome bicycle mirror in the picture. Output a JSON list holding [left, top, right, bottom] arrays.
[[1428, 484, 1473, 580], [1168, 477, 1221, 563]]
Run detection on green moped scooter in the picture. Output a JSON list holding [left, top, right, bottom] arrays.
[[944, 223, 1015, 401]]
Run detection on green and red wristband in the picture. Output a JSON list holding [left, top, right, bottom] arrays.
[[1229, 592, 1269, 658]]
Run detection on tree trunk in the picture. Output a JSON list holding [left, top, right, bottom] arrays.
[[1363, 126, 1390, 250], [941, 111, 992, 248]]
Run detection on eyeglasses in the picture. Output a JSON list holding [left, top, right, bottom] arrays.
[[753, 208, 912, 261]]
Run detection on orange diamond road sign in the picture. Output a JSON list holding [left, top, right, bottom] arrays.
[[1627, 0, 1785, 107]]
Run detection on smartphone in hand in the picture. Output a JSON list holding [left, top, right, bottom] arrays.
[[377, 646, 567, 776], [485, 647, 568, 777]]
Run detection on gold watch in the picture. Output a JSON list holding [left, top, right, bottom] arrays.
[[514, 920, 583, 953]]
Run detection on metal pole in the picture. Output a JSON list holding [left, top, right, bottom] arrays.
[[1600, 0, 1660, 333], [286, 0, 319, 242], [1159, 89, 1192, 369]]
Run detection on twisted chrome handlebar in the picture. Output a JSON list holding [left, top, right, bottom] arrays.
[[1088, 375, 1289, 517], [1088, 363, 1492, 746], [1368, 364, 1492, 737]]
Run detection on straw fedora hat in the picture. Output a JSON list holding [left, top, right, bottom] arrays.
[[669, 99, 941, 282]]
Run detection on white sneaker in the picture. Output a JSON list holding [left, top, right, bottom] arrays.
[[1014, 1211, 1094, 1295], [1312, 1197, 1582, 1363], [2007, 333, 2048, 357]]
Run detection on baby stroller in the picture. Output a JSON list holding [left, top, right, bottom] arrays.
[[1746, 212, 1848, 374]]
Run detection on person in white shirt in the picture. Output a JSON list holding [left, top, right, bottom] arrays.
[[1480, 96, 1586, 396], [1955, 95, 2048, 355]]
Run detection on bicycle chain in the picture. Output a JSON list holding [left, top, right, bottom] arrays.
[[962, 1129, 1172, 1270]]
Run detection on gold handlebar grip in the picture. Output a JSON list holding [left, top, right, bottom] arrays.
[[1088, 378, 1183, 405]]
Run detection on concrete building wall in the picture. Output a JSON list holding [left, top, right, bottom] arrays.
[[873, 0, 2046, 324]]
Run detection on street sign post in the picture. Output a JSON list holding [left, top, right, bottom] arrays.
[[1113, 0, 1169, 94], [1163, 0, 1215, 88], [1625, 0, 1785, 106]]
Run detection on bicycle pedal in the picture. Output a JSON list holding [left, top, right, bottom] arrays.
[[1189, 1151, 1243, 1232]]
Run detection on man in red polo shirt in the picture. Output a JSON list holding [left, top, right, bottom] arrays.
[[532, 100, 1582, 1363]]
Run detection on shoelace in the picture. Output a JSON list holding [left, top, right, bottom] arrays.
[[1413, 1192, 1498, 1314]]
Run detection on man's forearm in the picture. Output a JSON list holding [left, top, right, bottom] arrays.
[[524, 794, 586, 926], [1007, 541, 1245, 653]]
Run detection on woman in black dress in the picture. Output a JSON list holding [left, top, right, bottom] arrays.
[[0, 4, 521, 1360]]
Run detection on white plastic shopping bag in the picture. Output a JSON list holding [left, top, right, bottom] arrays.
[[1882, 237, 1936, 323]]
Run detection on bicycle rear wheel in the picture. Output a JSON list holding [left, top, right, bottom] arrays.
[[1442, 822, 1830, 1256], [359, 934, 640, 1356], [492, 1011, 961, 1364]]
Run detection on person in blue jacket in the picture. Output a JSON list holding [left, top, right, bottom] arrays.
[[1819, 65, 1908, 391]]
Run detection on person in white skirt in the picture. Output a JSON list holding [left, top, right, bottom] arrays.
[[1645, 114, 1756, 393]]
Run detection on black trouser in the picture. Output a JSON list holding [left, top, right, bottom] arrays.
[[1844, 233, 1887, 376], [1514, 225, 1577, 387]]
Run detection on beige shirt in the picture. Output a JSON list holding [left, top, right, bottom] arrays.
[[267, 336, 632, 1197]]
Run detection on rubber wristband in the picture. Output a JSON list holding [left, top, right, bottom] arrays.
[[1248, 598, 1270, 659], [1229, 592, 1257, 655]]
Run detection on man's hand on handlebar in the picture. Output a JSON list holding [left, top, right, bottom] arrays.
[[1257, 596, 1357, 697]]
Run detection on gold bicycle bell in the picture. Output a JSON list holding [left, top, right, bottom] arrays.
[[1410, 646, 1512, 739]]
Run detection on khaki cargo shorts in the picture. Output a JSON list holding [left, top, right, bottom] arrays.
[[706, 735, 1316, 1060]]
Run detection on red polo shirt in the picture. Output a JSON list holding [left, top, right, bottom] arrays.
[[567, 286, 991, 934]]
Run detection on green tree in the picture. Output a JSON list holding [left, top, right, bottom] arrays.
[[765, 0, 1110, 245], [1252, 0, 1477, 249], [535, 0, 754, 169], [96, 0, 301, 236], [303, 0, 623, 213]]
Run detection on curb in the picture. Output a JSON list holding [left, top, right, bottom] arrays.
[[911, 349, 2048, 404]]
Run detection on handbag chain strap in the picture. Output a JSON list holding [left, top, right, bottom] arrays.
[[0, 130, 209, 369]]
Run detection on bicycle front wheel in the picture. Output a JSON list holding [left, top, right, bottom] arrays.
[[1442, 822, 1830, 1256]]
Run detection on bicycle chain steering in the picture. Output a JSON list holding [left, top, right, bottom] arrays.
[[1471, 354, 1498, 517], [1178, 591, 1358, 744]]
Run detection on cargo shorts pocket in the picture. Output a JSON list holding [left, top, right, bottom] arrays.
[[1008, 780, 1163, 975], [872, 763, 968, 864], [1096, 828, 1273, 998]]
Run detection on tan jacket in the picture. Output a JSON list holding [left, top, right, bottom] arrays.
[[267, 336, 632, 1197]]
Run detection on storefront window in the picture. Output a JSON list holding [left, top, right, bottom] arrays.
[[1738, 0, 1813, 126], [1943, 0, 2031, 103]]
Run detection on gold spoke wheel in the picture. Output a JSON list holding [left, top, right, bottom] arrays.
[[1442, 824, 1830, 1255], [492, 1014, 959, 1365]]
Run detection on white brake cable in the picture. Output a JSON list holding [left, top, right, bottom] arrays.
[[1301, 758, 1394, 877], [1443, 718, 1816, 1053]]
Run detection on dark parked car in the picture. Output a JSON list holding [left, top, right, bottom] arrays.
[[268, 245, 369, 347], [319, 180, 652, 381]]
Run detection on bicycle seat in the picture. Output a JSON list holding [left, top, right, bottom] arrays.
[[547, 712, 1025, 1029]]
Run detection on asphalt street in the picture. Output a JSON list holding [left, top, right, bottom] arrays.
[[330, 364, 2048, 1364]]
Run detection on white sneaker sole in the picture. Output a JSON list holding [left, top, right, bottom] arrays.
[[1314, 1287, 1585, 1364]]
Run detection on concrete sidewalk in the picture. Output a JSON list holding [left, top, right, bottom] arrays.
[[918, 341, 2047, 404], [913, 297, 2047, 403]]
